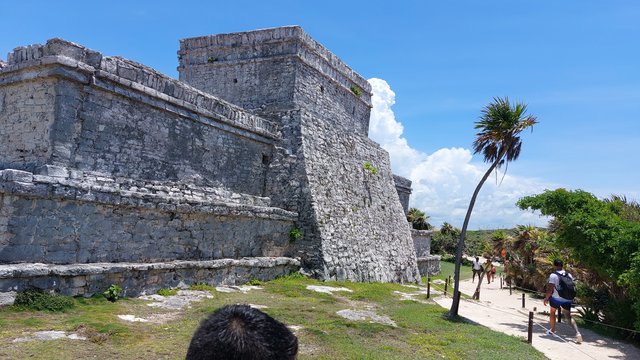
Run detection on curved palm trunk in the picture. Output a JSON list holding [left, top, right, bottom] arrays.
[[448, 153, 504, 318], [472, 263, 490, 299]]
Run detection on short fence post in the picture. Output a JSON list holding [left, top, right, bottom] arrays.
[[500, 276, 503, 289], [444, 278, 448, 296], [509, 282, 512, 295], [427, 280, 431, 299], [527, 311, 534, 343], [522, 293, 525, 308]]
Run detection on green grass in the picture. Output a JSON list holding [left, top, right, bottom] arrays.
[[425, 260, 474, 283], [0, 272, 546, 360]]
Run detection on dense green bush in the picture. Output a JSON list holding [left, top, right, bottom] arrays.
[[13, 289, 75, 312], [103, 284, 122, 302]]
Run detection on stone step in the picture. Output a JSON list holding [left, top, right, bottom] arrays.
[[0, 257, 300, 297]]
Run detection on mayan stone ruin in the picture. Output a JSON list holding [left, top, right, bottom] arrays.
[[0, 26, 424, 296]]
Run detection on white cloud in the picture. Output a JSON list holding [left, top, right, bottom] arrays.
[[368, 78, 551, 229]]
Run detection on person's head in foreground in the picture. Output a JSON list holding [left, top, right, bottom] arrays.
[[186, 304, 298, 360]]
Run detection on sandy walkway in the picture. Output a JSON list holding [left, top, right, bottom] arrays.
[[433, 277, 640, 360]]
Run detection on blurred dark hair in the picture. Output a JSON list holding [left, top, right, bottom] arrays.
[[186, 304, 298, 360], [553, 259, 563, 267]]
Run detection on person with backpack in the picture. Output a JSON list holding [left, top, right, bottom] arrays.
[[543, 259, 583, 343]]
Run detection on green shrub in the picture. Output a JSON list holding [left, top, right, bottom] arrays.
[[350, 84, 362, 97], [13, 289, 74, 312], [289, 228, 303, 242], [103, 284, 122, 302], [246, 278, 263, 286], [363, 161, 378, 175], [157, 288, 179, 296]]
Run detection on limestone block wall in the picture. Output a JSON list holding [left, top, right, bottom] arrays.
[[178, 26, 372, 136], [0, 168, 297, 264], [393, 175, 412, 214], [1, 39, 278, 196], [302, 112, 419, 282], [411, 229, 432, 257], [0, 79, 57, 170]]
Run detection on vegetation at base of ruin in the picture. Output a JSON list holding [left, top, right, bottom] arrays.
[[289, 227, 303, 242], [188, 283, 217, 293], [207, 56, 217, 63], [0, 273, 545, 359], [350, 84, 362, 97], [362, 161, 378, 175], [246, 278, 263, 286], [407, 207, 433, 230], [157, 288, 179, 296], [12, 289, 75, 312], [103, 284, 123, 302], [450, 97, 538, 317]]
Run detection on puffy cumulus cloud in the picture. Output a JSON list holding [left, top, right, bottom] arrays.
[[368, 78, 551, 229]]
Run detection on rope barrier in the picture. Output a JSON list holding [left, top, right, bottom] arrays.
[[575, 316, 639, 334], [503, 284, 638, 334]]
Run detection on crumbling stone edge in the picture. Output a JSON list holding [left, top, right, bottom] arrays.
[[0, 257, 300, 297], [0, 167, 297, 220]]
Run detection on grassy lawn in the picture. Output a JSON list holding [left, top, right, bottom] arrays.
[[0, 273, 545, 360]]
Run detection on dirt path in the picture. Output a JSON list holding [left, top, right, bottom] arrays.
[[434, 277, 640, 360]]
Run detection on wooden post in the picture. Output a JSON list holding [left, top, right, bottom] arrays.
[[427, 280, 431, 299], [500, 276, 503, 289], [509, 282, 512, 295], [522, 293, 525, 308], [527, 311, 534, 343], [444, 278, 448, 296]]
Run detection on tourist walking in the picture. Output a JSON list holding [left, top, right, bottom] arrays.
[[485, 258, 493, 284], [472, 257, 482, 283], [543, 259, 583, 343]]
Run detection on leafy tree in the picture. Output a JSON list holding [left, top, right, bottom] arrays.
[[407, 207, 433, 230], [449, 97, 537, 318], [431, 222, 460, 255]]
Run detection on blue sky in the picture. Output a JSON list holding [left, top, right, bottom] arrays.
[[2, 1, 638, 229]]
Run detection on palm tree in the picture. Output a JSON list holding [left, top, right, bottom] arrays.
[[440, 222, 459, 238], [512, 225, 540, 266], [448, 97, 537, 318], [407, 207, 433, 230]]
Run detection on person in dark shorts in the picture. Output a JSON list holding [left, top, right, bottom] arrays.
[[543, 259, 583, 343], [472, 256, 482, 283]]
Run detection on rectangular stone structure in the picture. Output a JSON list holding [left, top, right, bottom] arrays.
[[0, 26, 420, 297]]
